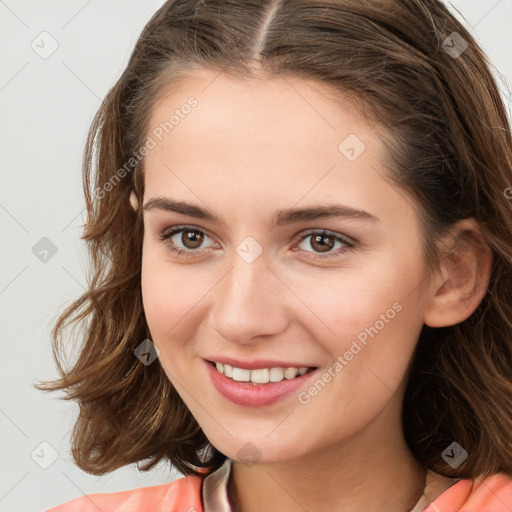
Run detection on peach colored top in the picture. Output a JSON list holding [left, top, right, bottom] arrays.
[[46, 458, 512, 512]]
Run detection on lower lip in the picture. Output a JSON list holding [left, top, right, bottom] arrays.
[[205, 360, 317, 407]]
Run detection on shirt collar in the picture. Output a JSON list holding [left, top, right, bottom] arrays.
[[201, 457, 462, 512], [202, 457, 234, 511]]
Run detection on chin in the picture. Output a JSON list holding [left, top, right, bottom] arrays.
[[206, 431, 307, 465]]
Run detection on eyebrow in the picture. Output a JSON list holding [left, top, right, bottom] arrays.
[[142, 197, 380, 225]]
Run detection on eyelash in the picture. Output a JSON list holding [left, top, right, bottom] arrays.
[[156, 224, 356, 260]]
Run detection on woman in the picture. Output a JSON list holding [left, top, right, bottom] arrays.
[[39, 0, 512, 510]]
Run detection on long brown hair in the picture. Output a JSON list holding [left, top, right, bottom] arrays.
[[36, 0, 512, 479]]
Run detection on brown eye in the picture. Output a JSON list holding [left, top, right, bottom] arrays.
[[296, 230, 355, 260], [309, 234, 335, 253], [157, 225, 215, 258], [180, 229, 204, 249]]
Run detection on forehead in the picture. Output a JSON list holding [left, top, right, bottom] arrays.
[[146, 69, 375, 155], [141, 69, 413, 226]]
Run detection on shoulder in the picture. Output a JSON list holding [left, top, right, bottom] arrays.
[[45, 473, 204, 512], [428, 472, 512, 511], [463, 473, 512, 511]]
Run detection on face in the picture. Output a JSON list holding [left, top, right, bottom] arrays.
[[140, 69, 435, 464]]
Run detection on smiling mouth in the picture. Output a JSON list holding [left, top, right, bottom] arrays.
[[208, 360, 316, 384]]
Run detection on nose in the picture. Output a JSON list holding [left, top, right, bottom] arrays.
[[209, 252, 291, 345]]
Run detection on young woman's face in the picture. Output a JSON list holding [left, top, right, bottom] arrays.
[[140, 69, 436, 464]]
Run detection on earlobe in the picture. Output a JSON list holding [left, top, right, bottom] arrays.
[[423, 219, 492, 328], [129, 191, 139, 211]]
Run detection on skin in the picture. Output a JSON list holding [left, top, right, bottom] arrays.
[[135, 69, 492, 512]]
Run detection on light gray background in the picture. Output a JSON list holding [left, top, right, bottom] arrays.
[[1, 1, 511, 511]]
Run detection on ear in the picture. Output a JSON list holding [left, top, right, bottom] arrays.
[[423, 218, 492, 328], [129, 191, 139, 211]]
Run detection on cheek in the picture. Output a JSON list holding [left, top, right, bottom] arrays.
[[141, 250, 169, 337], [141, 259, 197, 380], [141, 241, 180, 341], [293, 257, 426, 404], [140, 244, 215, 348], [293, 252, 424, 342], [339, 272, 424, 377]]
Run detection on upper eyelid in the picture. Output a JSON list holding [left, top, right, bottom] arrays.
[[160, 225, 216, 243]]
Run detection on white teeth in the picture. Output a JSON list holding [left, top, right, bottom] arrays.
[[250, 368, 269, 384], [232, 367, 251, 382], [214, 362, 310, 383], [224, 364, 233, 378], [284, 367, 298, 379], [269, 367, 284, 382]]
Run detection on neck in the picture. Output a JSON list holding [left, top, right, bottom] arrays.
[[229, 398, 427, 512]]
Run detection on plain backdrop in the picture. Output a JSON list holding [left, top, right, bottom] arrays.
[[1, 1, 511, 511]]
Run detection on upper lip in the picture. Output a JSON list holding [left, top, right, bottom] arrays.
[[205, 356, 317, 370]]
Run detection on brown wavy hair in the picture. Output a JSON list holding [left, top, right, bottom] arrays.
[[35, 0, 512, 479]]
